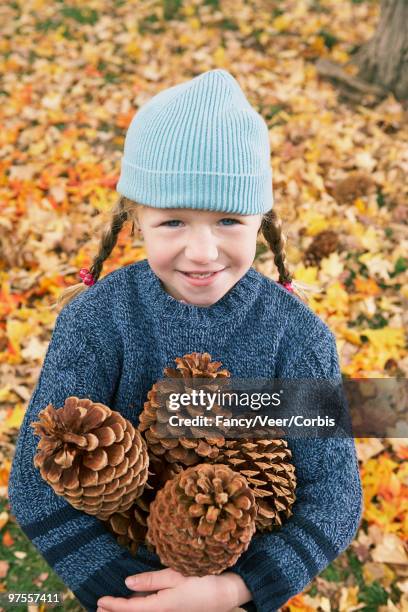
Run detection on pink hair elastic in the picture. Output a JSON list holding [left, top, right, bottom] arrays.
[[279, 281, 294, 293], [79, 268, 95, 286]]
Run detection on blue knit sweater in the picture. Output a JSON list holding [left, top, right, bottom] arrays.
[[8, 258, 363, 612]]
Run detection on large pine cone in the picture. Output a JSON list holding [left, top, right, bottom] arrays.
[[104, 454, 184, 554], [147, 463, 256, 576], [213, 439, 296, 532], [139, 352, 231, 466], [31, 397, 149, 520], [304, 230, 339, 267]]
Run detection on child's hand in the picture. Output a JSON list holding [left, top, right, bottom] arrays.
[[96, 567, 251, 612]]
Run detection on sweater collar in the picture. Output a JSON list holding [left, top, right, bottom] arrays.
[[136, 258, 263, 326]]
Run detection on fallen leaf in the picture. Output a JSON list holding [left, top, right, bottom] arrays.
[[0, 561, 9, 579], [372, 534, 408, 565], [0, 512, 9, 531], [2, 531, 14, 547], [355, 438, 384, 462], [14, 551, 27, 559]]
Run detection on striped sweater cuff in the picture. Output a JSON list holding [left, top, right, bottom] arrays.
[[231, 551, 295, 612], [19, 505, 163, 612], [74, 549, 163, 612]]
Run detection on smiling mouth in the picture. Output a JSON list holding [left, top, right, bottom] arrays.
[[178, 269, 225, 278]]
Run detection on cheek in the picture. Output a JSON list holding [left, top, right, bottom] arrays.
[[229, 232, 258, 257], [144, 242, 174, 269]]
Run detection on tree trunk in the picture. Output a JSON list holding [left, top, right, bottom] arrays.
[[353, 0, 408, 104], [316, 0, 408, 108]]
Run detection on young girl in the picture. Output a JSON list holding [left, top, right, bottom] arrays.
[[8, 69, 362, 612]]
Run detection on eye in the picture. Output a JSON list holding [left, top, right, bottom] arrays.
[[219, 218, 240, 226], [161, 220, 183, 227], [160, 218, 240, 227]]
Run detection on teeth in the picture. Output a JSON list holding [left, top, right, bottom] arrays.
[[185, 272, 214, 278]]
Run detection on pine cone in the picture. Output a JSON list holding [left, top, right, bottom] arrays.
[[213, 439, 296, 532], [147, 463, 256, 576], [31, 396, 149, 520], [304, 230, 339, 267], [103, 454, 184, 554], [330, 171, 375, 205], [139, 352, 231, 466], [104, 508, 148, 556]]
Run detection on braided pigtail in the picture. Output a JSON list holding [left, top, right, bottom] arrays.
[[50, 195, 131, 312], [260, 210, 320, 304]]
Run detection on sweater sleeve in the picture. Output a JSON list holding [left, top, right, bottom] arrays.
[[7, 303, 163, 612], [230, 329, 363, 612]]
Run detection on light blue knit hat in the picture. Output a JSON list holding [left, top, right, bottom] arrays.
[[116, 69, 273, 215]]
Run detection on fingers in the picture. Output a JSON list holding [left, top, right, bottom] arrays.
[[125, 567, 184, 591], [96, 569, 186, 611], [96, 595, 136, 611], [97, 591, 164, 611]]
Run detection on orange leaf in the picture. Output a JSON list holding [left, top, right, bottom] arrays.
[[0, 464, 10, 487], [2, 531, 14, 547], [354, 277, 380, 296], [0, 561, 9, 579], [378, 472, 401, 500], [286, 594, 315, 611]]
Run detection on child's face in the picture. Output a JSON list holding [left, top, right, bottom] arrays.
[[135, 206, 263, 306]]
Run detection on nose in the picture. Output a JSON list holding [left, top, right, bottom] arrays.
[[184, 228, 218, 263]]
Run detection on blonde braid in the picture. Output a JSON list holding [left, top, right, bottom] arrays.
[[260, 210, 319, 304], [49, 195, 130, 312]]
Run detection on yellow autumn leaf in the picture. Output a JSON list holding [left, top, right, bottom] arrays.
[[363, 561, 395, 587], [360, 226, 380, 250], [239, 22, 253, 36], [364, 500, 404, 532], [340, 327, 362, 346], [331, 48, 350, 63], [361, 456, 399, 503], [178, 34, 191, 46], [347, 343, 405, 375], [189, 17, 201, 31], [272, 14, 291, 32], [325, 281, 349, 313], [182, 4, 195, 16], [354, 198, 366, 214], [0, 385, 14, 402], [298, 14, 321, 34], [360, 327, 405, 350], [320, 252, 344, 278], [29, 141, 47, 156], [0, 404, 26, 432], [125, 42, 141, 59], [6, 320, 33, 354], [213, 46, 226, 65], [304, 148, 321, 164], [293, 264, 318, 284], [350, 221, 365, 238], [338, 586, 361, 612], [299, 210, 328, 235], [398, 283, 408, 301]]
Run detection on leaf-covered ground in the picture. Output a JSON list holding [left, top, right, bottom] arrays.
[[0, 0, 407, 610]]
